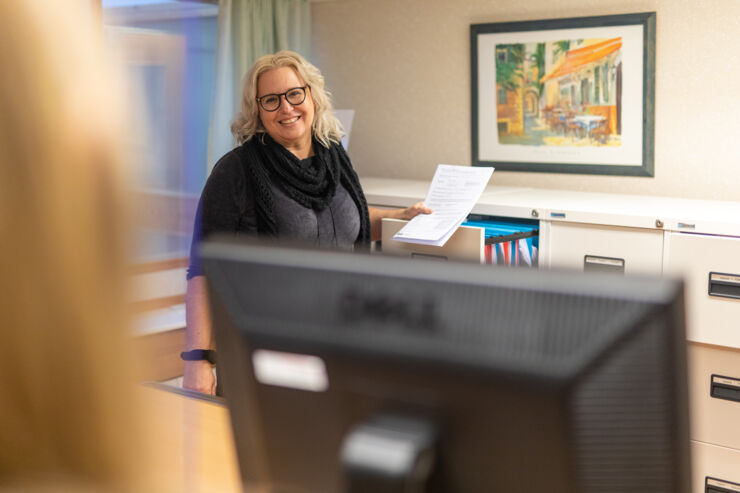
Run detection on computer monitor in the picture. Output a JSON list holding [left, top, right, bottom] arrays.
[[201, 239, 691, 493]]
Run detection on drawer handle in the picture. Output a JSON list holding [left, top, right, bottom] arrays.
[[708, 272, 740, 300], [706, 476, 740, 493], [583, 255, 625, 274], [710, 374, 740, 403]]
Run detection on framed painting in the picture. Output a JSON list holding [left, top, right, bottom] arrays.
[[471, 12, 656, 176]]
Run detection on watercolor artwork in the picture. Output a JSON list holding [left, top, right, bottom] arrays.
[[495, 38, 622, 148], [472, 13, 655, 176]]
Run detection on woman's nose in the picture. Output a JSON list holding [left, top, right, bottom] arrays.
[[279, 95, 295, 111]]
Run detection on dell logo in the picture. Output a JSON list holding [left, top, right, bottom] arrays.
[[338, 287, 440, 333]]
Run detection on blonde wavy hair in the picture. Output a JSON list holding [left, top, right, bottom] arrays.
[[0, 1, 140, 490], [231, 50, 344, 148]]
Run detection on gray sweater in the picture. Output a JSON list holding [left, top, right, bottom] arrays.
[[187, 148, 360, 279]]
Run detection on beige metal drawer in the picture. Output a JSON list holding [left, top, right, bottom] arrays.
[[381, 218, 484, 263], [687, 343, 740, 450], [692, 440, 740, 493], [548, 222, 663, 275], [664, 232, 740, 348]]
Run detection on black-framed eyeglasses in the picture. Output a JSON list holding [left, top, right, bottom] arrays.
[[256, 86, 308, 112]]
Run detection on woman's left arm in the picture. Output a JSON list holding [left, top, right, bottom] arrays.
[[368, 202, 433, 242]]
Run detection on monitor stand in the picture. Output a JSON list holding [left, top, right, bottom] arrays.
[[340, 414, 438, 493]]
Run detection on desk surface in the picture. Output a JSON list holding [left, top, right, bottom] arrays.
[[139, 383, 243, 492]]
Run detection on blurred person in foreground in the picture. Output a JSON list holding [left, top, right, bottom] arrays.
[[0, 1, 139, 490], [184, 51, 432, 394]]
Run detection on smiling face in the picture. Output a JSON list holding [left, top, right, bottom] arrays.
[[257, 66, 315, 157]]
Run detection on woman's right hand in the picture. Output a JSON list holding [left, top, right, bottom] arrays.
[[183, 360, 216, 395]]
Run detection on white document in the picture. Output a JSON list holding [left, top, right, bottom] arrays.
[[392, 164, 494, 246]]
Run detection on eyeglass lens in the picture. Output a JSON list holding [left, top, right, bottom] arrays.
[[259, 87, 306, 111]]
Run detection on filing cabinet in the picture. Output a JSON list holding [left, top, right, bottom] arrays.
[[664, 231, 740, 491], [686, 343, 740, 452], [548, 221, 664, 275], [664, 232, 740, 348], [361, 177, 740, 492], [381, 217, 485, 263], [692, 441, 740, 493]]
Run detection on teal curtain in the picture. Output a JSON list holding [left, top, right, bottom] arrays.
[[208, 0, 311, 171]]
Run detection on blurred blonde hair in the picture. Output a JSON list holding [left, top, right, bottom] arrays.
[[231, 50, 344, 148], [0, 1, 137, 490]]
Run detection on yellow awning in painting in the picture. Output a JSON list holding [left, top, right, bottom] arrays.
[[540, 37, 622, 83]]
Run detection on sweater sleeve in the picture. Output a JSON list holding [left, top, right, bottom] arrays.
[[187, 149, 258, 279]]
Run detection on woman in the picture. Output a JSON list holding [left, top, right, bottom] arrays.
[[183, 51, 431, 394], [0, 1, 140, 490]]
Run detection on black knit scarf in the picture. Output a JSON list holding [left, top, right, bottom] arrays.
[[242, 133, 370, 249]]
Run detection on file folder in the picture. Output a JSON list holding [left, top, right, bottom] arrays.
[[462, 216, 539, 267]]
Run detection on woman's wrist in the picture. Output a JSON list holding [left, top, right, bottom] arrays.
[[181, 349, 217, 364]]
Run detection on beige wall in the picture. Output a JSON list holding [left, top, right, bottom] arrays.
[[311, 0, 740, 201]]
